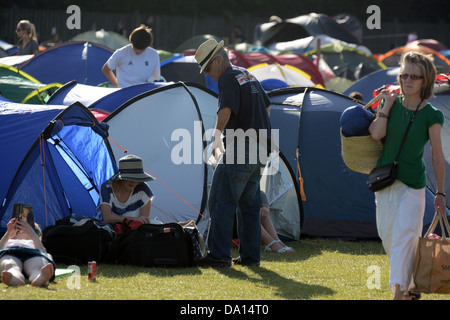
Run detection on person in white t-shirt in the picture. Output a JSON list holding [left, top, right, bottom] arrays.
[[102, 24, 160, 87]]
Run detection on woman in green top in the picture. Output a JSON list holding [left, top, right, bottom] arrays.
[[369, 51, 446, 300]]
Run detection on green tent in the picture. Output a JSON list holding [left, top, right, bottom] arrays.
[[157, 49, 179, 62], [304, 42, 386, 82], [70, 29, 129, 51], [0, 64, 61, 104], [174, 34, 222, 53]]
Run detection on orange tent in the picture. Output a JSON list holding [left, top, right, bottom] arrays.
[[406, 39, 448, 52], [378, 45, 450, 73]]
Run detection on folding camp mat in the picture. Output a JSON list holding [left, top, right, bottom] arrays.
[[55, 268, 76, 279]]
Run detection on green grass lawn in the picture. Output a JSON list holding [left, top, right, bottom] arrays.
[[1, 239, 447, 301]]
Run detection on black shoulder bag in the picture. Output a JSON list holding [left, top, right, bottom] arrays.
[[367, 99, 422, 192]]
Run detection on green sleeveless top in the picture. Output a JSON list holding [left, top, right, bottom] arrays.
[[376, 96, 444, 189]]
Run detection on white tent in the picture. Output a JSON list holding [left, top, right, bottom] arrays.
[[248, 63, 316, 88], [103, 82, 303, 239], [269, 34, 371, 55]]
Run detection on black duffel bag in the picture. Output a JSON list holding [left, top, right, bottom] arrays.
[[43, 216, 115, 264], [110, 222, 194, 267]]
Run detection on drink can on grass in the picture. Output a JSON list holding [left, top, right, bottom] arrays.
[[88, 261, 97, 282]]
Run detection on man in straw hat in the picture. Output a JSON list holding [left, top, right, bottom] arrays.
[[194, 39, 272, 267], [97, 154, 155, 225]]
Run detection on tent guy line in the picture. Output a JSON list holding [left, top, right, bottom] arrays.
[[107, 135, 210, 223]]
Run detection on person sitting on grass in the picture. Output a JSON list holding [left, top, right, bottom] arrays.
[[0, 218, 55, 287], [260, 190, 294, 253], [98, 154, 155, 225]]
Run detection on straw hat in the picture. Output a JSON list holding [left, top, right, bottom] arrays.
[[110, 154, 155, 182], [340, 130, 383, 175], [195, 39, 224, 73]]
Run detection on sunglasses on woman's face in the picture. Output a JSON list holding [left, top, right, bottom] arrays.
[[400, 73, 424, 80]]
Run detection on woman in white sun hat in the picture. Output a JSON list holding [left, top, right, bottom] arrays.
[[98, 154, 155, 224]]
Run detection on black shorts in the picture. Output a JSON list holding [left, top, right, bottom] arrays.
[[0, 247, 55, 282]]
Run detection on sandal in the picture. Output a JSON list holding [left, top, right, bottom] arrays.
[[264, 240, 294, 253], [405, 291, 421, 300], [264, 240, 277, 252], [277, 246, 294, 253]]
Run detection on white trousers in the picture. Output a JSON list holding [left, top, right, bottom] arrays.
[[375, 180, 425, 292]]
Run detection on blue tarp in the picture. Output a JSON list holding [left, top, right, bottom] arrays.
[[0, 101, 116, 231]]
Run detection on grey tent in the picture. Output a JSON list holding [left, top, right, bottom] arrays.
[[267, 86, 448, 238]]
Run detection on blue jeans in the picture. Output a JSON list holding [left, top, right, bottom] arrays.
[[207, 153, 263, 265]]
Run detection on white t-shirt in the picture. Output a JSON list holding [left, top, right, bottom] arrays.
[[107, 44, 160, 88]]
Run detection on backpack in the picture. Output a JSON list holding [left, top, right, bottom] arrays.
[[43, 215, 115, 264]]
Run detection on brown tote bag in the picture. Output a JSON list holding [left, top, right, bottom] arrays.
[[413, 211, 450, 294]]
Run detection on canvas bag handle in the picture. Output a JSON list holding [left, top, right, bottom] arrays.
[[424, 211, 450, 241], [363, 92, 383, 110]]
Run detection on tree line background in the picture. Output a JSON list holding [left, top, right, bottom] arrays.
[[3, 0, 449, 22], [1, 0, 449, 53]]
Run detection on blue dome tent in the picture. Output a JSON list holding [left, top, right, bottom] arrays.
[[18, 42, 113, 86], [47, 80, 169, 113], [0, 101, 116, 231]]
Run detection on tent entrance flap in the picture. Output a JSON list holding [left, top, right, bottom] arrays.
[[105, 84, 209, 225], [0, 141, 71, 230]]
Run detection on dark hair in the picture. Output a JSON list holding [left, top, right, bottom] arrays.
[[129, 24, 153, 50]]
